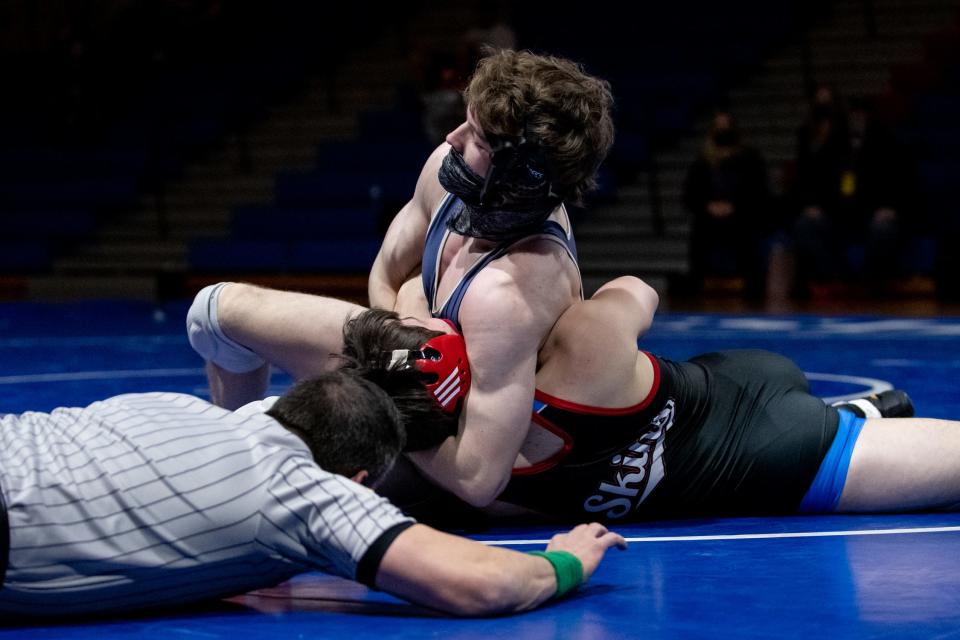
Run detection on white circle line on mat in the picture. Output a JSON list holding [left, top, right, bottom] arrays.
[[482, 525, 960, 546], [0, 368, 204, 384]]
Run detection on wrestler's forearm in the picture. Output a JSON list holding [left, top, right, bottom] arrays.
[[406, 420, 516, 508], [405, 440, 491, 507], [368, 262, 401, 310], [394, 275, 430, 318], [369, 251, 422, 311], [368, 159, 440, 309]]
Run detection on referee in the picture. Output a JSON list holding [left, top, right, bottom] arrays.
[[0, 373, 624, 618]]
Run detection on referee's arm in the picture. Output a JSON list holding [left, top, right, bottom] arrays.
[[371, 522, 626, 616]]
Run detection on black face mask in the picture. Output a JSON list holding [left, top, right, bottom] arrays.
[[437, 145, 560, 242], [712, 129, 738, 147], [812, 104, 834, 122]]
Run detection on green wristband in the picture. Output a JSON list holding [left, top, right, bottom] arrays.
[[528, 550, 584, 598]]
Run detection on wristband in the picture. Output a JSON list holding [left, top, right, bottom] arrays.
[[527, 550, 584, 598]]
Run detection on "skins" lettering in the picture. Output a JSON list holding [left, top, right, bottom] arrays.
[[583, 399, 675, 519]]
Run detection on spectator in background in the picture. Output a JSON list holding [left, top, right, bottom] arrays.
[[792, 84, 850, 294], [845, 96, 916, 288], [792, 86, 915, 296], [683, 109, 772, 299]]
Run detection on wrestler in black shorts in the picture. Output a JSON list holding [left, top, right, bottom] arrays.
[[501, 350, 839, 522]]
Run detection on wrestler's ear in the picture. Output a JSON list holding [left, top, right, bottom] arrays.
[[350, 470, 370, 485]]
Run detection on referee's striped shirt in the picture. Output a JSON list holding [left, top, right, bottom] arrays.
[[0, 392, 413, 616]]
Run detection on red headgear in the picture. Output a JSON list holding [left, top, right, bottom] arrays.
[[386, 333, 471, 415]]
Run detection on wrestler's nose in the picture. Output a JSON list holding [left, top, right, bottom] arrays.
[[445, 122, 468, 152]]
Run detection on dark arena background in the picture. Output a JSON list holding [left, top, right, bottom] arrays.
[[2, 1, 960, 638]]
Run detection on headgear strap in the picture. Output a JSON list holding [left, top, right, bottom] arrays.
[[385, 333, 471, 415]]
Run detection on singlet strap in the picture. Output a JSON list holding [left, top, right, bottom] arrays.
[[421, 193, 457, 312], [422, 197, 582, 331]]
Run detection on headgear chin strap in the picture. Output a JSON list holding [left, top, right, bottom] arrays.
[[385, 334, 471, 415]]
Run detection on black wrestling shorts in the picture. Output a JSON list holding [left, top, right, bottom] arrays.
[[645, 349, 840, 516]]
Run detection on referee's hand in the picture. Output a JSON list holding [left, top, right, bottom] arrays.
[[545, 523, 627, 581]]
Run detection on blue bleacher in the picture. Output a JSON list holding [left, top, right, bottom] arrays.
[[1, 211, 95, 239], [0, 243, 51, 272], [232, 206, 380, 239], [514, 0, 797, 167], [0, 179, 140, 211], [315, 141, 434, 171], [187, 2, 803, 278], [358, 110, 430, 143], [189, 199, 385, 274], [290, 239, 381, 271], [0, 3, 363, 277], [0, 150, 148, 181], [189, 237, 381, 273], [275, 170, 416, 208], [188, 240, 289, 271]]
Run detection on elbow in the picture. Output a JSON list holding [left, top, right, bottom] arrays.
[[460, 488, 498, 510], [457, 477, 507, 509], [632, 276, 660, 311], [631, 277, 661, 321], [609, 275, 660, 312]]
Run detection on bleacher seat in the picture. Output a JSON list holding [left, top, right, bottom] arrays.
[[188, 237, 381, 273], [1, 211, 95, 239], [232, 206, 379, 239], [358, 109, 429, 142], [290, 239, 381, 271], [188, 239, 289, 271], [275, 170, 416, 208], [0, 242, 51, 272], [315, 141, 434, 171]]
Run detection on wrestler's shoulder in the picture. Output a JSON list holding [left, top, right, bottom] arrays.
[[470, 248, 578, 309]]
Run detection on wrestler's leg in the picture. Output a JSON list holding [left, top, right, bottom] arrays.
[[190, 282, 366, 409], [216, 282, 365, 379], [838, 417, 960, 511]]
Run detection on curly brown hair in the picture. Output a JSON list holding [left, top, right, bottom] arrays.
[[464, 49, 615, 204]]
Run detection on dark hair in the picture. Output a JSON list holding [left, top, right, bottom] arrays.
[[341, 308, 459, 451], [464, 49, 615, 204], [267, 371, 405, 485]]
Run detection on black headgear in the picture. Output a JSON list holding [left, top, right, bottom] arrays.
[[438, 123, 561, 242]]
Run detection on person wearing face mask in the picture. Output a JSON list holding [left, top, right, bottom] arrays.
[[362, 49, 615, 510], [792, 84, 852, 296], [792, 88, 917, 297], [683, 109, 772, 299], [177, 50, 609, 518], [843, 97, 917, 291], [193, 51, 615, 513]]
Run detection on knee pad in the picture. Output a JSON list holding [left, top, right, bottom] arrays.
[[186, 283, 266, 373]]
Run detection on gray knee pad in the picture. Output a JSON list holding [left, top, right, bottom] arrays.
[[186, 283, 266, 373]]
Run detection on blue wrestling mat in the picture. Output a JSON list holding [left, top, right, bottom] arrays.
[[1, 301, 959, 638]]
